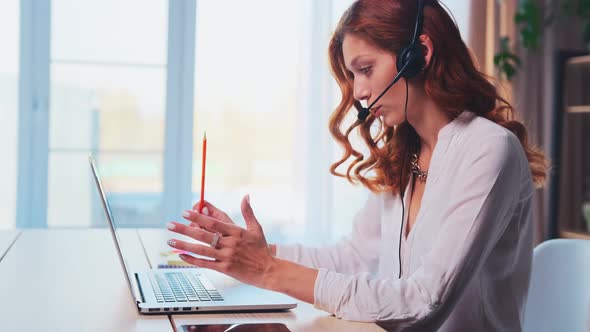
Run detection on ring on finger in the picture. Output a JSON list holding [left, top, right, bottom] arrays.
[[209, 232, 221, 248]]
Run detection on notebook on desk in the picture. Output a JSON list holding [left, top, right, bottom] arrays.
[[159, 249, 195, 268], [89, 154, 297, 314]]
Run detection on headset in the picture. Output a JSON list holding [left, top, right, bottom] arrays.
[[355, 0, 426, 122], [354, 0, 427, 278]]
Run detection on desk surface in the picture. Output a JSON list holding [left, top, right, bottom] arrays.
[[0, 230, 20, 260], [0, 229, 384, 332], [0, 229, 172, 332]]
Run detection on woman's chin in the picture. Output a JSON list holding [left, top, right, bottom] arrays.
[[382, 113, 404, 127]]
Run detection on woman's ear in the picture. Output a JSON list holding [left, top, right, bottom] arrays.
[[419, 34, 434, 69]]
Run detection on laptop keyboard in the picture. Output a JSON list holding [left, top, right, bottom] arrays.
[[149, 271, 224, 303]]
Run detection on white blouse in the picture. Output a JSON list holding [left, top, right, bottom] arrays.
[[276, 111, 534, 331]]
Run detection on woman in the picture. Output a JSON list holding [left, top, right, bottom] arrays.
[[166, 0, 548, 330]]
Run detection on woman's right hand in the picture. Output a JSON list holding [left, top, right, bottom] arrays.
[[191, 200, 235, 225], [190, 199, 276, 256]]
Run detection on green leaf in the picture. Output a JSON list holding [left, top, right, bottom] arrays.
[[503, 63, 516, 80], [507, 54, 522, 65], [494, 54, 502, 65], [493, 36, 521, 81], [584, 21, 590, 44], [577, 0, 590, 16], [515, 0, 542, 50], [500, 36, 511, 50]]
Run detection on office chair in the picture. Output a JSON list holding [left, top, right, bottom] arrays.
[[523, 239, 590, 332]]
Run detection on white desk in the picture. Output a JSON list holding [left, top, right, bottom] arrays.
[[0, 229, 384, 332], [139, 229, 386, 332], [0, 229, 172, 332], [0, 230, 20, 260]]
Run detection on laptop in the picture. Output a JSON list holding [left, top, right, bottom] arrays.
[[88, 154, 297, 314]]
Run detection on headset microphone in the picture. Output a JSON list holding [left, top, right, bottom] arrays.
[[356, 60, 411, 122]]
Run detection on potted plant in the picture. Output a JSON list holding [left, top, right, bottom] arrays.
[[494, 0, 590, 80]]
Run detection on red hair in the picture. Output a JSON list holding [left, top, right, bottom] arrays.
[[328, 0, 548, 194]]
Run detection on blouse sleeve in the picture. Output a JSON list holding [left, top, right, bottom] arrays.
[[313, 134, 526, 328], [275, 193, 382, 274]]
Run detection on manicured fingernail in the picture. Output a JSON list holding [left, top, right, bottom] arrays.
[[182, 210, 191, 218], [202, 207, 209, 216], [166, 222, 175, 230], [167, 239, 176, 246], [179, 254, 188, 260], [246, 194, 250, 204]]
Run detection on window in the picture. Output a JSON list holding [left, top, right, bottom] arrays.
[[191, 0, 371, 244], [48, 0, 169, 227], [443, 0, 470, 42], [0, 0, 19, 229], [191, 0, 309, 243]]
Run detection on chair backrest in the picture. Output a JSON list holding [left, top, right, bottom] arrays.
[[523, 239, 590, 332]]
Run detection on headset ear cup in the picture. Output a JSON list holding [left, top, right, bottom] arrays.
[[396, 44, 425, 79], [396, 46, 411, 75]]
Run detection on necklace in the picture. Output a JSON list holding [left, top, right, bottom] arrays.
[[410, 153, 428, 182]]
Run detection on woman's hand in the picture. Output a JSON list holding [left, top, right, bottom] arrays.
[[166, 195, 275, 289], [191, 200, 234, 225]]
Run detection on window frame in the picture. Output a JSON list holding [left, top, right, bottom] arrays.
[[17, 0, 50, 228], [14, 0, 344, 242]]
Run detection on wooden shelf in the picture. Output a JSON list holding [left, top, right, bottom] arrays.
[[564, 54, 590, 109], [560, 229, 590, 240], [567, 54, 590, 65], [567, 106, 590, 113]]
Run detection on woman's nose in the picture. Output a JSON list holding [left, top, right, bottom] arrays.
[[353, 81, 370, 102]]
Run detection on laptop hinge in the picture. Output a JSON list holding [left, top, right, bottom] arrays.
[[134, 273, 146, 303]]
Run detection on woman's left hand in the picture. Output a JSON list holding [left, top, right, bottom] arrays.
[[166, 194, 274, 289]]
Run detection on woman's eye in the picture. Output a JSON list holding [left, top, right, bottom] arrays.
[[360, 66, 372, 74]]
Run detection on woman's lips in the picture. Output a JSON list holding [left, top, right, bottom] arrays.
[[374, 106, 382, 117]]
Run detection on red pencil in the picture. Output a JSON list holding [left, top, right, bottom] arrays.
[[198, 132, 207, 213]]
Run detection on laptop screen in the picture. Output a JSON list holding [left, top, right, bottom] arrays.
[[88, 154, 138, 301]]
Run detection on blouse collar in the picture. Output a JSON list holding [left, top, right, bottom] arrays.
[[437, 111, 476, 140]]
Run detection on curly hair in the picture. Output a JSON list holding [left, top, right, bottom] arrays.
[[328, 0, 548, 195]]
